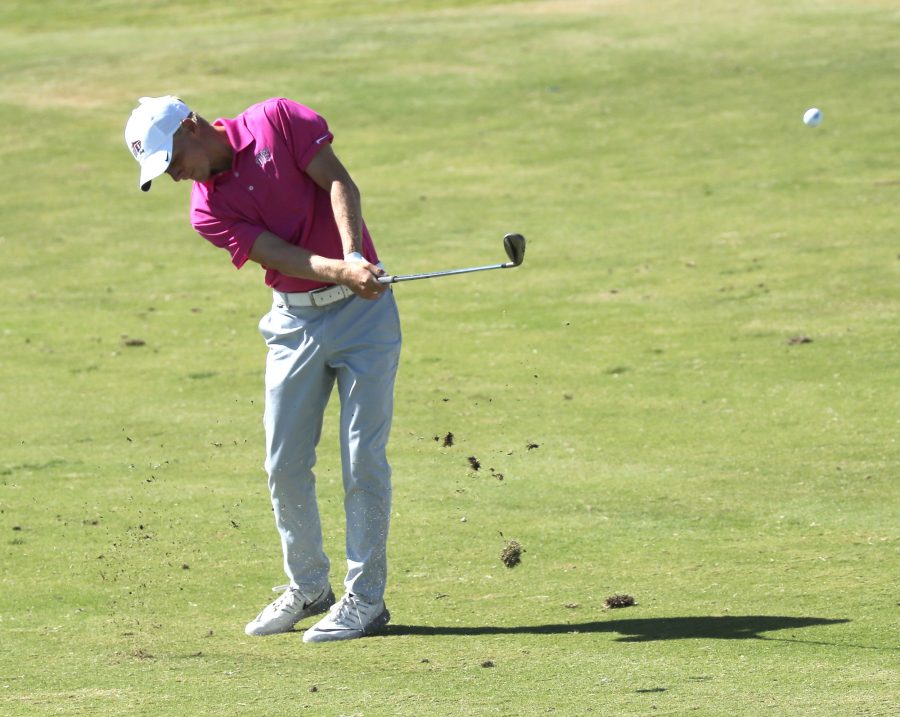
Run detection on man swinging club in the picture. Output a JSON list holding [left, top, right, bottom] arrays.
[[125, 95, 401, 642]]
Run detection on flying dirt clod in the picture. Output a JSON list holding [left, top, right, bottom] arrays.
[[500, 539, 524, 568]]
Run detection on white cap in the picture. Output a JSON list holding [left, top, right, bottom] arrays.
[[125, 96, 191, 191]]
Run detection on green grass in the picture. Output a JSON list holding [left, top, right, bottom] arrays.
[[1, 1, 898, 715]]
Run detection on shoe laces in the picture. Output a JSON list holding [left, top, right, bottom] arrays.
[[269, 585, 302, 612], [329, 594, 370, 627]]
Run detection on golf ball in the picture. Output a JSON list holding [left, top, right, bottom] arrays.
[[803, 107, 822, 127]]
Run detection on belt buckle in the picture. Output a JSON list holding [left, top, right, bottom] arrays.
[[308, 287, 325, 307], [309, 285, 339, 307]]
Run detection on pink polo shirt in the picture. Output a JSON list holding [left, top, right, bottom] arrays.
[[190, 98, 379, 293]]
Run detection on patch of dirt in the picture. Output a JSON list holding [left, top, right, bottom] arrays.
[[787, 336, 813, 345], [442, 432, 454, 447], [467, 456, 481, 471], [604, 593, 636, 609]]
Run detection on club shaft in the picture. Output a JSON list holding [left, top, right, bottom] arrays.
[[377, 262, 514, 284]]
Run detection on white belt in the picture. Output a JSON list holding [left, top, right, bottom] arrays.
[[274, 285, 354, 308]]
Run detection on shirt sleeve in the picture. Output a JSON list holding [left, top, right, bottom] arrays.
[[190, 200, 265, 270], [267, 98, 334, 170]]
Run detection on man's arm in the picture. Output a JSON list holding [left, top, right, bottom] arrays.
[[305, 143, 366, 258], [247, 231, 384, 299], [248, 142, 385, 299]]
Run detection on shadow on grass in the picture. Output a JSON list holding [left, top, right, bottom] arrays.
[[386, 615, 850, 643]]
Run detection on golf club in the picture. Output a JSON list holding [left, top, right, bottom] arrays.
[[376, 233, 526, 284]]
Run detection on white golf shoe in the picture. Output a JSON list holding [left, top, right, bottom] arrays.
[[244, 585, 335, 636], [302, 593, 391, 643]]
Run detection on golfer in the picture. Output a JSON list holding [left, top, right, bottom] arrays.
[[125, 96, 401, 642]]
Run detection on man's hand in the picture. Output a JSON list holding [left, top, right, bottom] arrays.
[[340, 259, 386, 300]]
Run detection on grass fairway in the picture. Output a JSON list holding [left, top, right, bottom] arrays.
[[1, 0, 898, 714]]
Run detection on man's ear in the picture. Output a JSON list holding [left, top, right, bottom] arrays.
[[180, 115, 198, 133]]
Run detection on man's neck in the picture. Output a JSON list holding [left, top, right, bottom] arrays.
[[210, 125, 234, 175]]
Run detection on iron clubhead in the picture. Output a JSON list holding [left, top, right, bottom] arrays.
[[503, 233, 526, 267]]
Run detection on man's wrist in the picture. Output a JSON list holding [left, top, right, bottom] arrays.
[[344, 251, 365, 262]]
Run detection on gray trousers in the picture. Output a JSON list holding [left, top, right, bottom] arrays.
[[258, 290, 401, 604]]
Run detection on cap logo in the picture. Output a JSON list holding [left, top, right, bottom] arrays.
[[130, 139, 143, 158], [255, 147, 272, 168]]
